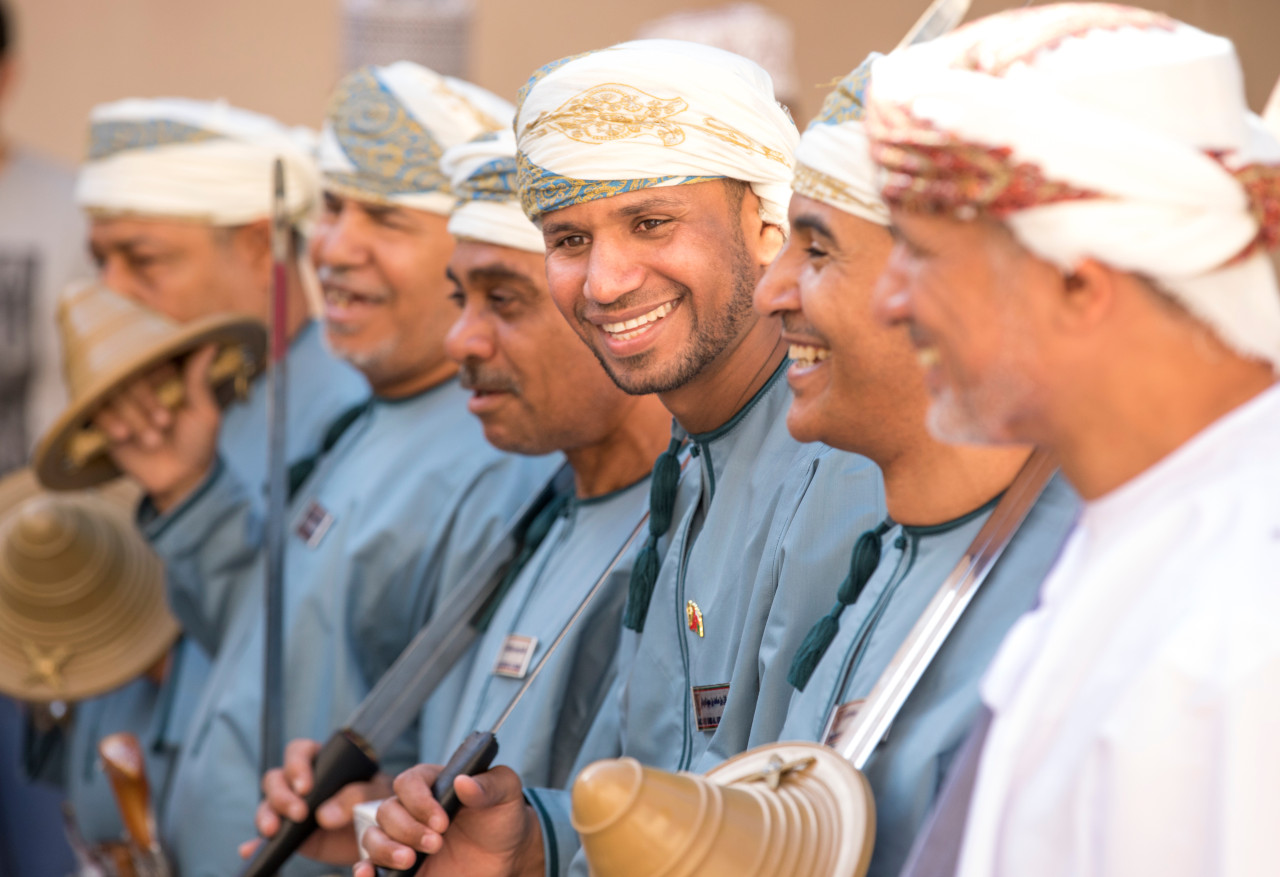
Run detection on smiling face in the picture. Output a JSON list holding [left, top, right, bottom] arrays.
[[310, 190, 459, 396], [540, 180, 777, 399], [89, 216, 268, 323], [444, 239, 642, 455], [873, 209, 1057, 445], [755, 194, 918, 453]]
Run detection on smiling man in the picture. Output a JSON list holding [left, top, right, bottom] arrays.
[[865, 6, 1280, 875], [362, 39, 884, 877], [753, 56, 1077, 877], [101, 65, 555, 877], [247, 129, 673, 870]]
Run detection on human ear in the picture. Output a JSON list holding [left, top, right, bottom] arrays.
[[755, 223, 785, 267], [1059, 257, 1117, 331]]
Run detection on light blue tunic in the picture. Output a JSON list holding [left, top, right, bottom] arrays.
[[22, 320, 367, 846], [526, 364, 886, 876], [149, 379, 556, 877], [419, 476, 648, 790], [777, 474, 1079, 877]]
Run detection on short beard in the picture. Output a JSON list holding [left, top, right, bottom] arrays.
[[586, 225, 760, 396]]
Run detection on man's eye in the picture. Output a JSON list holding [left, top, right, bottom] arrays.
[[637, 218, 667, 232], [555, 234, 588, 249], [447, 289, 464, 307], [805, 244, 828, 259]]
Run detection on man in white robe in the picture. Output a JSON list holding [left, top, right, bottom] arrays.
[[866, 5, 1280, 875]]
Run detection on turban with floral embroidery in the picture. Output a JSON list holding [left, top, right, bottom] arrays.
[[318, 61, 513, 216], [514, 39, 799, 231], [442, 131, 546, 254], [866, 3, 1280, 367], [792, 53, 889, 227], [77, 98, 320, 226]]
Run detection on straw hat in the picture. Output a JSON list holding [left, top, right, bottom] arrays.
[[32, 281, 267, 490], [0, 467, 178, 703], [573, 741, 875, 877]]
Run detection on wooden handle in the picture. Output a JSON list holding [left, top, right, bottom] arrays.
[[98, 732, 156, 851]]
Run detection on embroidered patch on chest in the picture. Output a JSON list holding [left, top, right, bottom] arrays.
[[295, 501, 334, 548], [691, 682, 731, 732], [493, 634, 539, 679]]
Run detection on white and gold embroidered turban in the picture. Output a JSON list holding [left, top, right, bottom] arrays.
[[318, 61, 513, 216], [866, 3, 1280, 366], [793, 54, 889, 227], [514, 39, 799, 230], [77, 98, 320, 226], [442, 131, 545, 254]]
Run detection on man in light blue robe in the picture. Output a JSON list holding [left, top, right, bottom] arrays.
[[248, 129, 674, 872], [360, 40, 885, 877], [23, 98, 367, 852], [96, 68, 554, 877], [751, 59, 1080, 877]]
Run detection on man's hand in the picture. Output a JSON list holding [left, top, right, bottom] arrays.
[[356, 764, 545, 877], [93, 345, 221, 512], [238, 738, 392, 867]]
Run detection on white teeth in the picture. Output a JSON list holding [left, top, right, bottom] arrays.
[[789, 344, 831, 368], [917, 348, 941, 368], [602, 302, 676, 337]]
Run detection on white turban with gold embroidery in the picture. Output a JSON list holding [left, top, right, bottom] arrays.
[[318, 61, 513, 216], [867, 3, 1280, 366], [793, 53, 889, 226], [77, 98, 320, 226], [514, 39, 799, 230], [443, 131, 546, 254]]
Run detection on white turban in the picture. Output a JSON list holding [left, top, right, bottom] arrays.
[[514, 39, 799, 230], [867, 3, 1280, 367], [77, 98, 320, 226], [318, 61, 513, 216], [442, 132, 545, 254], [793, 53, 889, 226]]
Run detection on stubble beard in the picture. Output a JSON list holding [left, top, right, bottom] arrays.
[[583, 234, 760, 396]]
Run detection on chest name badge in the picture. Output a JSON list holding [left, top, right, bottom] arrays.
[[822, 698, 866, 749], [493, 634, 539, 679], [692, 682, 730, 732], [296, 501, 334, 548]]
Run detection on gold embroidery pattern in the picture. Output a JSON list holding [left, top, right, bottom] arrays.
[[808, 59, 873, 129], [326, 68, 449, 199], [88, 119, 222, 162], [528, 84, 689, 147], [515, 152, 718, 220], [792, 163, 883, 217]]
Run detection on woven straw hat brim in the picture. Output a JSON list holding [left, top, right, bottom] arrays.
[[0, 468, 178, 703], [31, 312, 266, 490]]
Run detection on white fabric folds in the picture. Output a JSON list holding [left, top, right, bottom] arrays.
[[514, 39, 799, 230], [317, 61, 513, 216], [442, 131, 545, 254], [793, 53, 889, 226], [77, 98, 320, 226], [866, 4, 1280, 367]]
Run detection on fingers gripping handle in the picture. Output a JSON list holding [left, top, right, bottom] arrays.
[[239, 730, 379, 877], [378, 731, 499, 877]]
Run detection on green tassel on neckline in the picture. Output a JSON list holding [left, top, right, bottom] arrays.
[[787, 522, 891, 691], [622, 436, 684, 632]]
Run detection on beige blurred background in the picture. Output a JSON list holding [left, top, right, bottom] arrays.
[[7, 0, 1280, 165]]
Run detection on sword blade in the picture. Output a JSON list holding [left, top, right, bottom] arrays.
[[262, 158, 291, 777], [894, 0, 972, 51]]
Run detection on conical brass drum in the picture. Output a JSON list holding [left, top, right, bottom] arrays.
[[574, 742, 875, 877], [32, 281, 267, 490], [0, 467, 177, 702]]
